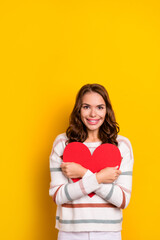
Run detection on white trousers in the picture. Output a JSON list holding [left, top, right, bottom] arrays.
[[58, 231, 121, 240]]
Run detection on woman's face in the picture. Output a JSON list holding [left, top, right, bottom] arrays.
[[80, 91, 106, 135]]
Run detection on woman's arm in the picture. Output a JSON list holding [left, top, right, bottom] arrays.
[[49, 135, 100, 205], [83, 139, 134, 209], [60, 162, 88, 179]]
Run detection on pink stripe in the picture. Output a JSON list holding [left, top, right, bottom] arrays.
[[50, 183, 61, 189], [118, 185, 126, 209], [52, 184, 64, 203], [117, 184, 131, 194], [79, 179, 88, 196]]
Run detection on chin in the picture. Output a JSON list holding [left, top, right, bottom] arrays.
[[87, 125, 101, 131]]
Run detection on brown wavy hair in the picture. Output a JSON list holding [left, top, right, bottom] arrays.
[[66, 84, 120, 146]]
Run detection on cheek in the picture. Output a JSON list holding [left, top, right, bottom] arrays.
[[99, 111, 106, 119], [80, 112, 87, 125], [80, 109, 87, 119]]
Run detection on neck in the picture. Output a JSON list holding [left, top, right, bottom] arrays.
[[86, 130, 100, 142]]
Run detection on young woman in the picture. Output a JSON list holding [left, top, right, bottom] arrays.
[[49, 84, 134, 240]]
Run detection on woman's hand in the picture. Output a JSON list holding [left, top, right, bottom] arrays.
[[96, 166, 121, 184], [60, 162, 88, 179]]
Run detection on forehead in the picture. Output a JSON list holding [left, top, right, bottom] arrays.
[[82, 92, 105, 105]]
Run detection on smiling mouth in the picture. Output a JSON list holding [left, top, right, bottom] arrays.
[[86, 119, 100, 124]]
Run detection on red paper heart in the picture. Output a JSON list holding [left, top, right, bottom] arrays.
[[63, 142, 122, 198]]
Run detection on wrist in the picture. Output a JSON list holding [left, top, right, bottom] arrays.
[[81, 168, 88, 178], [96, 172, 102, 184]]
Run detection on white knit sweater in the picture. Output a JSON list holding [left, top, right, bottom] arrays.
[[49, 133, 134, 232]]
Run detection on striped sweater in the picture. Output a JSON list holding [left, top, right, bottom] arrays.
[[49, 133, 134, 232]]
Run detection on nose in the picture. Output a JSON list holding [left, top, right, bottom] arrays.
[[89, 108, 96, 117]]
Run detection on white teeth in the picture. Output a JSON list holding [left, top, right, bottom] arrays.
[[88, 120, 99, 122]]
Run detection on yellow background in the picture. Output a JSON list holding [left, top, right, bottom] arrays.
[[1, 0, 160, 239]]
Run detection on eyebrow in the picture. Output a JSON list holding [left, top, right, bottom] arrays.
[[82, 103, 106, 107]]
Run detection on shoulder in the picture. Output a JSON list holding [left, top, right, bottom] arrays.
[[117, 134, 132, 149], [53, 132, 68, 145], [53, 132, 68, 148], [117, 134, 133, 159], [51, 132, 68, 156]]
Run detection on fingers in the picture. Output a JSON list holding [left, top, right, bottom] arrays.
[[113, 166, 121, 170], [60, 162, 67, 173], [115, 170, 121, 176], [61, 162, 68, 166], [115, 170, 121, 180], [111, 169, 121, 181], [60, 162, 70, 169], [114, 165, 119, 169], [113, 166, 121, 174], [61, 162, 74, 167], [60, 162, 75, 177], [111, 167, 121, 176]]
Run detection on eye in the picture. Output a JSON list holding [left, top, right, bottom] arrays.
[[83, 105, 90, 109], [97, 106, 104, 110]]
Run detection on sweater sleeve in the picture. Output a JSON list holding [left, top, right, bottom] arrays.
[[49, 134, 100, 205], [83, 137, 134, 209]]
